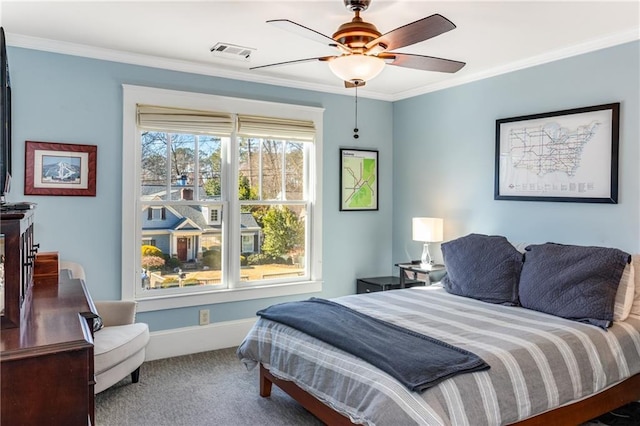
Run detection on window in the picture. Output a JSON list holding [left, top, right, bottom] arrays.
[[142, 238, 157, 247], [241, 234, 255, 253], [208, 208, 220, 224], [148, 207, 165, 221], [122, 85, 323, 311]]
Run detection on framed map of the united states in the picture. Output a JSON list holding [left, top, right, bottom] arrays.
[[495, 103, 619, 203]]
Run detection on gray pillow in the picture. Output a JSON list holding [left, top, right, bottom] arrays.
[[441, 234, 523, 305], [519, 243, 630, 329]]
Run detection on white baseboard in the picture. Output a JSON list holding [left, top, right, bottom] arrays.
[[145, 317, 257, 361]]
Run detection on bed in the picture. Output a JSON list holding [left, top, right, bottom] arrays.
[[237, 238, 640, 425]]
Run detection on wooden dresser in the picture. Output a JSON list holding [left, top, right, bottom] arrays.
[[1, 209, 96, 425], [1, 209, 36, 329]]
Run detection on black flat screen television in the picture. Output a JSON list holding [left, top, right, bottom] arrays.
[[1, 26, 12, 204]]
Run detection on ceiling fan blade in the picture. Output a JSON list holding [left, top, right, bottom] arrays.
[[250, 56, 335, 71], [268, 19, 351, 53], [380, 52, 465, 73], [365, 14, 456, 52]]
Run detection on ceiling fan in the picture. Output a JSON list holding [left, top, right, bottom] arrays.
[[251, 0, 466, 88]]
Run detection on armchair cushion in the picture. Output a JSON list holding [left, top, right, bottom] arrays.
[[94, 323, 150, 376]]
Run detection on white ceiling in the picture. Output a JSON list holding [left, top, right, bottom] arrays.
[[2, 1, 639, 101]]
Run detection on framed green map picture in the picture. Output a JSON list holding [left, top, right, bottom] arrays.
[[340, 148, 378, 211]]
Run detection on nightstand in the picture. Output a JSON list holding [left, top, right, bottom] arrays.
[[356, 276, 423, 294], [395, 262, 446, 288]]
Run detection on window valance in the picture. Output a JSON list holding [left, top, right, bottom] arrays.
[[237, 115, 315, 142], [137, 105, 234, 135], [137, 105, 316, 142]]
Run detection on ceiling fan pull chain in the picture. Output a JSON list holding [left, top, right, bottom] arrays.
[[353, 84, 359, 139]]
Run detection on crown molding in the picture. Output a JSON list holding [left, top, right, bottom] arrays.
[[7, 27, 639, 103], [390, 27, 640, 102], [7, 33, 392, 101]]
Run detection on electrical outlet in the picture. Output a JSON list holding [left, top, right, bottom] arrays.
[[199, 309, 210, 326]]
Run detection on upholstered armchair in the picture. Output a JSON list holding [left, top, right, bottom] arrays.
[[60, 261, 150, 394]]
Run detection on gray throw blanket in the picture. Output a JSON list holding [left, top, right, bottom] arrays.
[[257, 297, 490, 392]]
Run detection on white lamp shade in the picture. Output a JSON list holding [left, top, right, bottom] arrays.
[[412, 217, 444, 242], [328, 54, 385, 83]]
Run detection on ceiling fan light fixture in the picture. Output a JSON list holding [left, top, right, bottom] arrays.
[[328, 54, 385, 83]]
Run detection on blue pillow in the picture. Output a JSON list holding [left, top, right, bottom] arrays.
[[519, 243, 630, 328], [441, 234, 523, 305]]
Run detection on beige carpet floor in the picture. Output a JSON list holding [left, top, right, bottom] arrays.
[[95, 347, 321, 426], [96, 347, 639, 425]]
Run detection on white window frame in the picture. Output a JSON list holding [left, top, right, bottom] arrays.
[[122, 85, 323, 312]]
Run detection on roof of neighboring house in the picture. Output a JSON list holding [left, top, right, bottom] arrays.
[[172, 205, 211, 230], [141, 184, 219, 201], [148, 204, 260, 233], [240, 212, 260, 230], [141, 185, 260, 232]]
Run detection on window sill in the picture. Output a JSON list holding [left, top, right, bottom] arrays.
[[133, 280, 323, 312]]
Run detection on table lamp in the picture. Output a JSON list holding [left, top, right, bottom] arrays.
[[412, 217, 444, 270]]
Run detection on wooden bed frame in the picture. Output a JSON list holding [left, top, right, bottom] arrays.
[[259, 364, 640, 425]]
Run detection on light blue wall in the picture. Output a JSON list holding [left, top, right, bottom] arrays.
[[9, 40, 638, 332], [393, 41, 640, 264], [7, 48, 394, 331]]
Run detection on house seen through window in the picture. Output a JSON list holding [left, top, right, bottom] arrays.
[[139, 131, 311, 293]]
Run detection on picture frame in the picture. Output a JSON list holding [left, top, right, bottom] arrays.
[[495, 103, 619, 203], [25, 141, 97, 196], [340, 148, 378, 211]]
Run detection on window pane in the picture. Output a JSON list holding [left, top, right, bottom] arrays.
[[260, 140, 283, 200], [238, 138, 260, 200], [140, 204, 225, 291], [170, 133, 196, 201], [240, 205, 306, 282], [141, 131, 168, 200], [285, 142, 304, 200], [198, 135, 223, 201]]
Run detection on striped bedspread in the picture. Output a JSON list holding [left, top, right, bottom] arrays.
[[237, 286, 640, 425]]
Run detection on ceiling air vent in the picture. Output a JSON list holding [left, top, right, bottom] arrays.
[[210, 43, 255, 61]]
